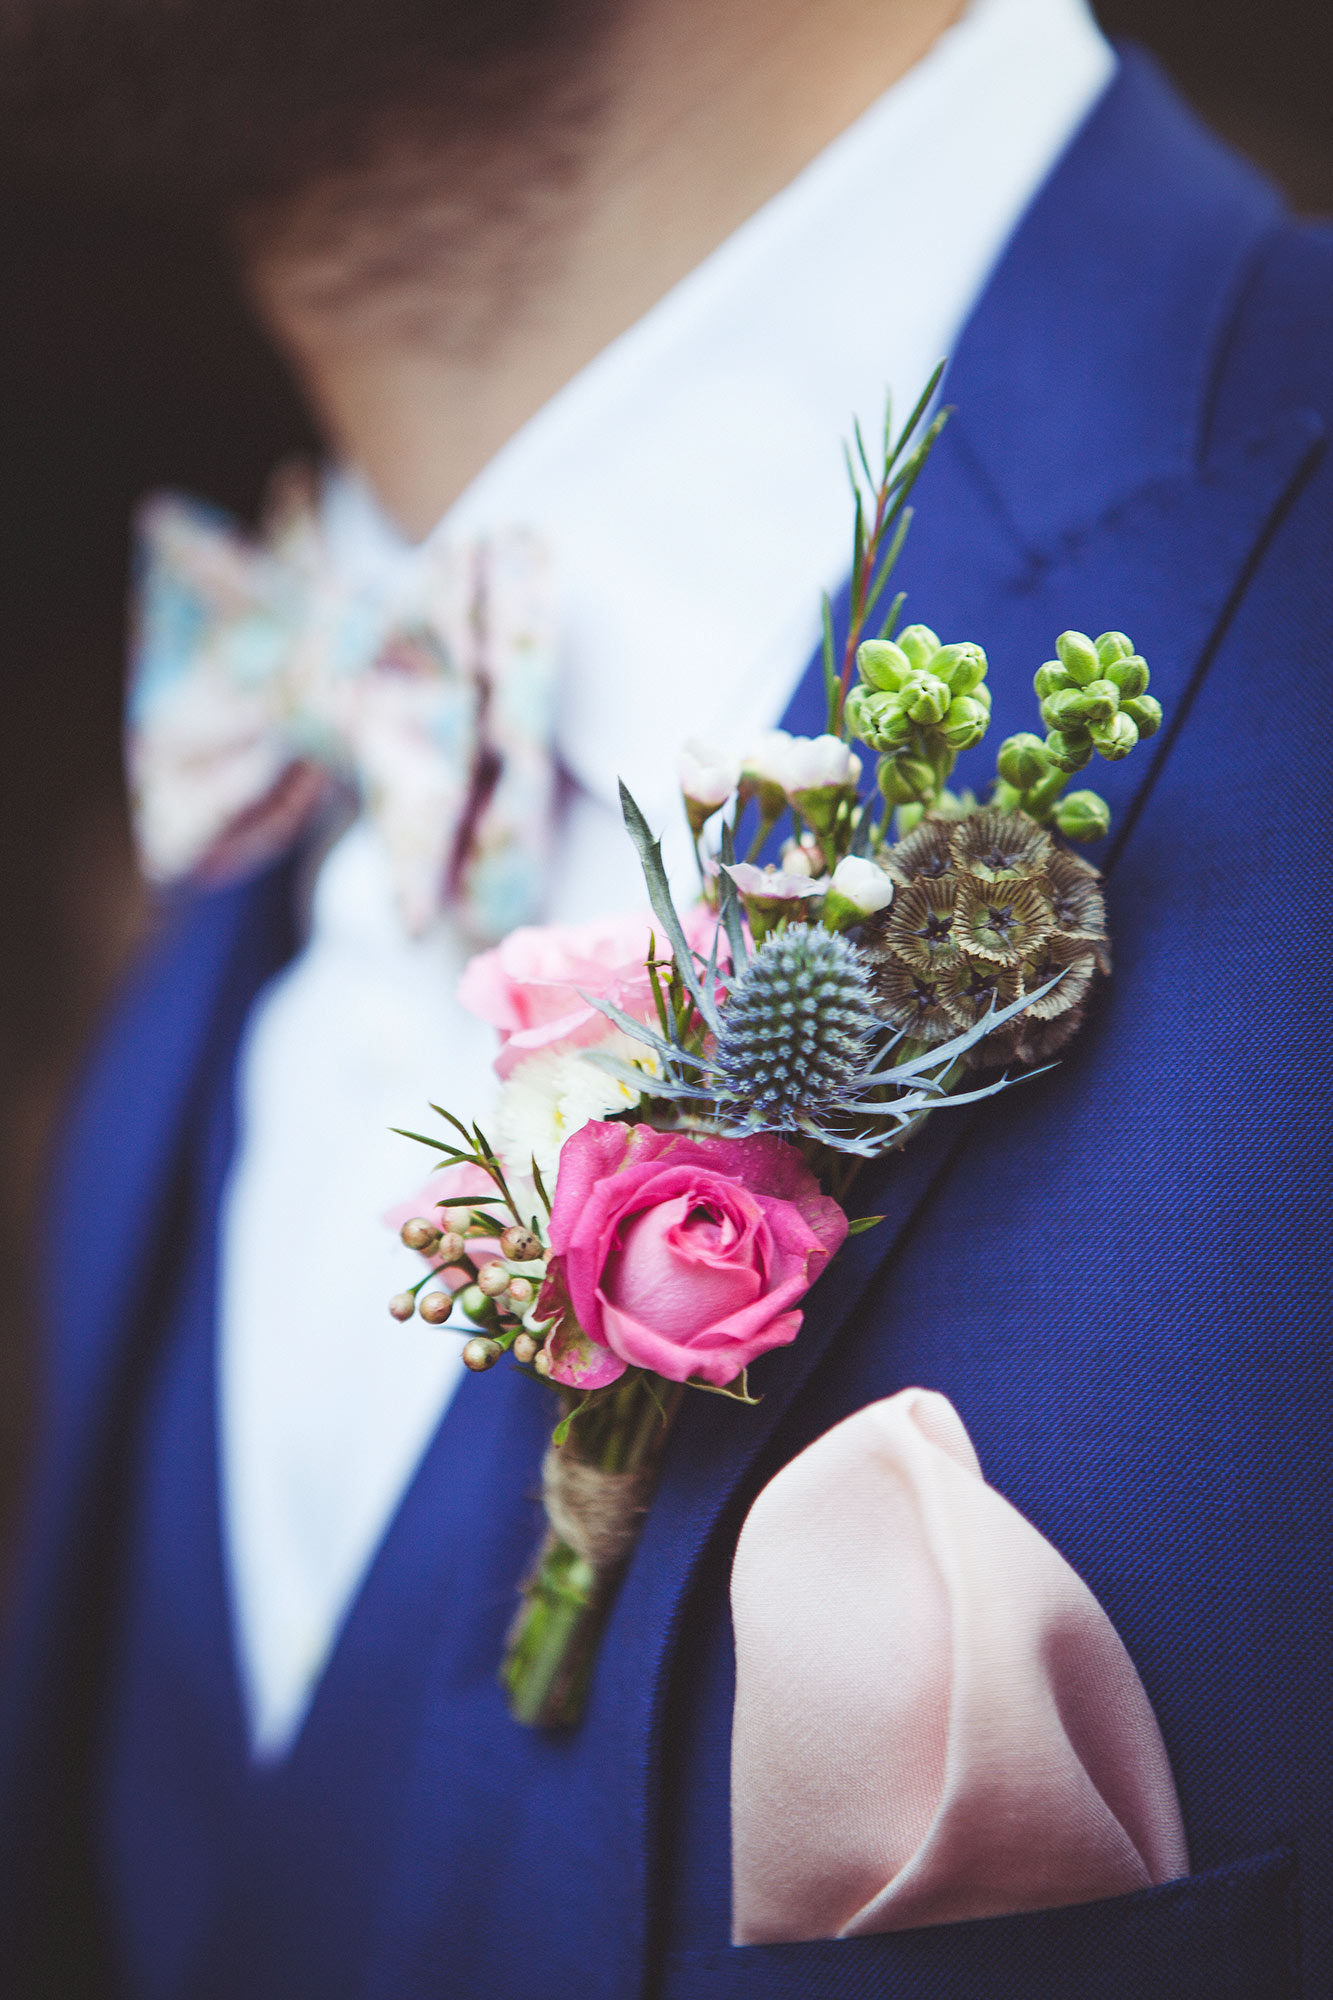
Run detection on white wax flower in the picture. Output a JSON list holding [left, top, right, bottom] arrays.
[[741, 730, 795, 788], [496, 1029, 660, 1188], [780, 734, 862, 796], [678, 738, 740, 809], [828, 855, 895, 915]]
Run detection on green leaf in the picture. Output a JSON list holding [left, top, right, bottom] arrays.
[[822, 593, 840, 735], [618, 782, 720, 1032], [847, 1214, 886, 1236], [391, 1125, 469, 1156], [862, 506, 914, 625], [892, 358, 946, 459], [530, 1155, 553, 1217], [877, 590, 907, 642], [717, 820, 750, 973], [581, 1050, 700, 1100]]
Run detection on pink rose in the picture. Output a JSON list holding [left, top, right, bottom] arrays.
[[457, 915, 659, 1080], [458, 907, 738, 1079], [541, 1123, 847, 1390]]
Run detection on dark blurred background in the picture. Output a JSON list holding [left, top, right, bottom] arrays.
[[0, 0, 1330, 1546]]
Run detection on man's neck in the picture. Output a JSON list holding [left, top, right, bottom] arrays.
[[245, 0, 964, 538]]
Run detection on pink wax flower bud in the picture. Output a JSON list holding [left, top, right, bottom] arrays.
[[721, 860, 825, 940], [384, 1164, 502, 1289]]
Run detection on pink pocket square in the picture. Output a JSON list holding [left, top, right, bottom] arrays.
[[730, 1389, 1188, 1944]]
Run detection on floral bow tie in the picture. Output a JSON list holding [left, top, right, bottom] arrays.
[[126, 467, 557, 939]]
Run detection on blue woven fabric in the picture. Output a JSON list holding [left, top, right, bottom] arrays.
[[1, 49, 1331, 2000]]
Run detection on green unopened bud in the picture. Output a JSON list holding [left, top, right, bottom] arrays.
[[460, 1283, 490, 1322], [880, 755, 934, 804], [1122, 694, 1162, 738], [934, 642, 988, 695], [1095, 630, 1134, 665], [1055, 630, 1102, 686], [897, 623, 941, 670], [843, 685, 875, 741], [972, 680, 992, 713], [1083, 678, 1121, 723], [939, 695, 989, 750], [870, 702, 914, 750], [1106, 654, 1150, 699], [1045, 727, 1093, 772], [1034, 662, 1072, 701], [903, 673, 951, 724], [1043, 686, 1097, 731], [857, 638, 911, 691], [1054, 789, 1111, 840], [1091, 710, 1139, 760], [997, 732, 1049, 789]]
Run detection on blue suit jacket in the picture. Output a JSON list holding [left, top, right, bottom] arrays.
[[3, 51, 1331, 2000]]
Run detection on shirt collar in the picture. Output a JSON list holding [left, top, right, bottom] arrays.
[[323, 0, 1114, 837]]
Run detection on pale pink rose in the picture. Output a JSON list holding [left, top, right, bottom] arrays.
[[540, 1122, 847, 1390], [385, 1163, 501, 1289], [459, 907, 736, 1080], [457, 915, 659, 1080]]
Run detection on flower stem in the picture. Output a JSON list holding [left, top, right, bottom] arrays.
[[501, 1372, 683, 1728]]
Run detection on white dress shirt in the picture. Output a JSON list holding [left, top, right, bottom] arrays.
[[219, 0, 1115, 1758]]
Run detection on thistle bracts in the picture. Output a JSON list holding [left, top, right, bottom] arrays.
[[863, 809, 1110, 1065], [711, 929, 881, 1130]]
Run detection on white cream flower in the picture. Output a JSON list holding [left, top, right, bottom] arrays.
[[828, 854, 895, 915], [495, 1028, 661, 1189]]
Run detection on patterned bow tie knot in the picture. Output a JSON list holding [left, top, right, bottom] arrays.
[[127, 468, 557, 939]]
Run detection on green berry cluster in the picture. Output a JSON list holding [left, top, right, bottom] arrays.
[[845, 624, 991, 812], [992, 630, 1161, 841]]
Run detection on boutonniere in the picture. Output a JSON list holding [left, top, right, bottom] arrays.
[[388, 373, 1162, 1727]]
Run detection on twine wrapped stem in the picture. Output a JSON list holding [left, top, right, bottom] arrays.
[[502, 1372, 684, 1728]]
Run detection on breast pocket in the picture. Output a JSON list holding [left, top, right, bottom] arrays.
[[658, 1851, 1297, 2000]]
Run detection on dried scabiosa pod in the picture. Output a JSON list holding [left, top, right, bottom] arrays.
[[862, 808, 1110, 1065]]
